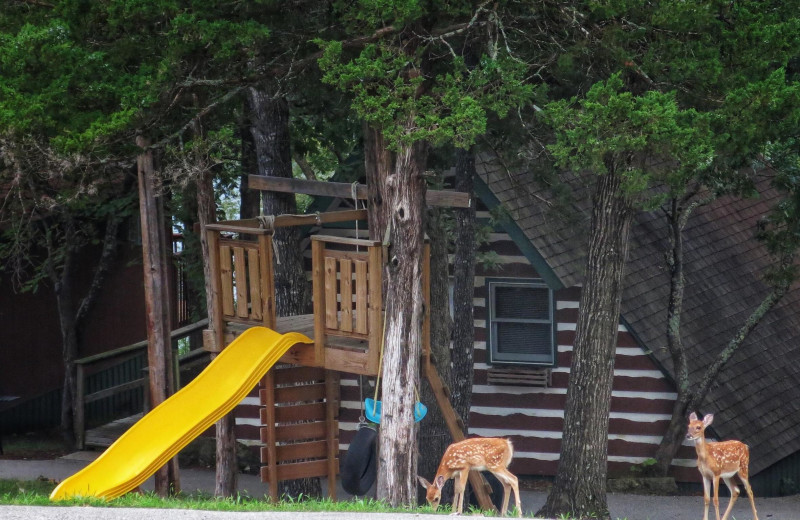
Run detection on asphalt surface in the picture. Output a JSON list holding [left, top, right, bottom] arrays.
[[2, 455, 799, 519]]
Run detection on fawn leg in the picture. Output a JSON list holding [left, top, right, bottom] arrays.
[[701, 476, 711, 520], [740, 476, 759, 520], [713, 476, 722, 520], [494, 468, 522, 517], [453, 471, 470, 515], [720, 477, 740, 520]]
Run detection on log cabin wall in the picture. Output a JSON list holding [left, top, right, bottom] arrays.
[[224, 205, 699, 483]]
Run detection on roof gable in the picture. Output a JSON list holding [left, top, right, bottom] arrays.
[[476, 157, 800, 475]]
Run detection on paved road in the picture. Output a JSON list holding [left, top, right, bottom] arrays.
[[2, 456, 798, 519]]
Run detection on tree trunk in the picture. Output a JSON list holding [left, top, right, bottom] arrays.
[[417, 203, 454, 506], [652, 200, 790, 475], [376, 136, 429, 507], [137, 136, 180, 496], [246, 87, 319, 498], [450, 147, 477, 431], [364, 122, 393, 242], [240, 106, 260, 219], [537, 168, 633, 520], [653, 199, 692, 476], [54, 221, 79, 448]]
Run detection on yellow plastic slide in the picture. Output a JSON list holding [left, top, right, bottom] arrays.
[[50, 326, 311, 501]]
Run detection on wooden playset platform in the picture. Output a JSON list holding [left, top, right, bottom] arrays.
[[203, 200, 491, 506]]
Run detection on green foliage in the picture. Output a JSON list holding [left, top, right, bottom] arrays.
[[756, 139, 800, 286], [317, 3, 533, 151], [543, 73, 714, 205]]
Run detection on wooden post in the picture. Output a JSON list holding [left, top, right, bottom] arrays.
[[262, 369, 279, 501], [136, 135, 180, 496], [325, 370, 338, 499], [312, 239, 326, 366], [423, 363, 495, 512], [74, 364, 85, 450]]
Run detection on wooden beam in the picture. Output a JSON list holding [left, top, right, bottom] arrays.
[[247, 175, 472, 208], [424, 363, 496, 512]]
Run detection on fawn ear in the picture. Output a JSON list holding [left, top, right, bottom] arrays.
[[703, 413, 714, 426], [688, 412, 698, 422], [417, 476, 432, 489], [435, 475, 445, 489]]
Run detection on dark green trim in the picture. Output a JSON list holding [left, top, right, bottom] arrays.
[[473, 176, 564, 290]]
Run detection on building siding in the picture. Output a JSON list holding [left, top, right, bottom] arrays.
[[231, 217, 701, 483]]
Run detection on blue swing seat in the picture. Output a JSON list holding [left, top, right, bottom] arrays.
[[364, 398, 427, 424]]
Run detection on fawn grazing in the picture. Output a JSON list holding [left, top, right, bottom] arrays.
[[686, 412, 759, 520], [417, 437, 521, 517]]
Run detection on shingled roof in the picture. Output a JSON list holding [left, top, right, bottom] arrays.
[[476, 157, 800, 475]]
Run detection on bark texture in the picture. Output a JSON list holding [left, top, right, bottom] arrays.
[[450, 147, 477, 431], [653, 198, 791, 475], [137, 136, 180, 496], [417, 204, 454, 506], [537, 169, 633, 520], [376, 136, 429, 507], [246, 87, 318, 498]]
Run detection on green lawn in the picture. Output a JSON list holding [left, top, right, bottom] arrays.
[[0, 478, 445, 514]]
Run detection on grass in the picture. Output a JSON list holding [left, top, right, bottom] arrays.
[[0, 478, 438, 514]]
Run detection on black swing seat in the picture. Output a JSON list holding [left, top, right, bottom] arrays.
[[341, 425, 378, 495]]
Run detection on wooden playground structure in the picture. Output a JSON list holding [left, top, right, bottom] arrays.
[[202, 179, 493, 507]]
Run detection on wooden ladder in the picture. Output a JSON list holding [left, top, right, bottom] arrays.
[[259, 364, 340, 500]]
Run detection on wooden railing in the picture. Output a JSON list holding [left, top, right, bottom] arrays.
[[74, 319, 208, 449], [311, 235, 383, 374]]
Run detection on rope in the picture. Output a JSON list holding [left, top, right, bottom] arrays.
[[371, 312, 388, 417], [256, 214, 275, 230]]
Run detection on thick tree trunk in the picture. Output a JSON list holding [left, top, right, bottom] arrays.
[[417, 204, 454, 505], [240, 106, 260, 219], [538, 169, 633, 520], [137, 136, 180, 496], [364, 122, 393, 241], [450, 147, 477, 430], [376, 136, 429, 507], [247, 87, 318, 498]]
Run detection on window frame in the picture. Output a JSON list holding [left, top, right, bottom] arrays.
[[487, 278, 556, 367]]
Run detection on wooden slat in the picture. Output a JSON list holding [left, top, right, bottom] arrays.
[[355, 260, 368, 335], [270, 440, 329, 463], [272, 402, 327, 423], [319, 249, 371, 263], [258, 234, 276, 328], [247, 248, 263, 320], [367, 244, 383, 373], [311, 235, 380, 248], [312, 239, 326, 365], [84, 378, 146, 403], [220, 245, 234, 317], [233, 246, 249, 318], [325, 371, 339, 499], [486, 367, 551, 387], [424, 363, 495, 512], [273, 366, 326, 385], [325, 257, 338, 330], [261, 459, 339, 482], [340, 259, 353, 333], [205, 209, 368, 232], [263, 421, 328, 443], [272, 382, 326, 403], [248, 175, 471, 208], [261, 369, 278, 498]]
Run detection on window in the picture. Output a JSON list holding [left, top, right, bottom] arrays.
[[487, 279, 555, 366]]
